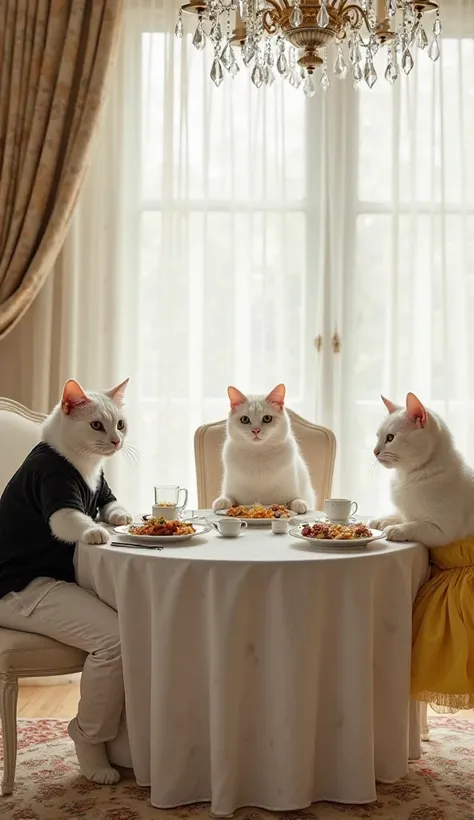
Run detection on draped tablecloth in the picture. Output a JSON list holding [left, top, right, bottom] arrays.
[[75, 516, 428, 816]]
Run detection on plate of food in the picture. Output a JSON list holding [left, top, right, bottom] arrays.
[[289, 521, 385, 550], [114, 517, 211, 546], [215, 503, 295, 526]]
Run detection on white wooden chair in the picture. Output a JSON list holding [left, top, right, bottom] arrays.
[[194, 408, 336, 509], [0, 398, 86, 796]]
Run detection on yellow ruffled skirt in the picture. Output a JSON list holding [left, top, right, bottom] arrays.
[[411, 538, 474, 708]]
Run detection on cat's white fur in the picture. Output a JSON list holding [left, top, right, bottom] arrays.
[[369, 392, 474, 546], [42, 378, 132, 546], [212, 384, 315, 514]]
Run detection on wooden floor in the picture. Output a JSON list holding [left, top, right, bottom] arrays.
[[18, 683, 80, 719], [18, 682, 474, 720]]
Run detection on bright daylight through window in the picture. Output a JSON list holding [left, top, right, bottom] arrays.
[[114, 1, 474, 514]]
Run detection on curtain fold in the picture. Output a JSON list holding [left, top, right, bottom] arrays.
[[0, 0, 123, 338]]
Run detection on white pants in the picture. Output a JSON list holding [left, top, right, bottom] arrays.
[[0, 577, 124, 745]]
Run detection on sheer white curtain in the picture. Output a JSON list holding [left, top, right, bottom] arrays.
[[99, 0, 325, 511], [19, 0, 472, 515], [338, 0, 474, 514]]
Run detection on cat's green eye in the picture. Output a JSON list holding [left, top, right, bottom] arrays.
[[117, 420, 124, 431], [386, 433, 394, 443], [262, 415, 273, 423], [240, 415, 251, 424], [90, 421, 105, 432]]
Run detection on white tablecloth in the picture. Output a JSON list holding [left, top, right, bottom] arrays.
[[75, 514, 428, 816]]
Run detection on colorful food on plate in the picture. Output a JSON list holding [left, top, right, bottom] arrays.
[[300, 522, 373, 540], [129, 518, 195, 536], [226, 503, 291, 519]]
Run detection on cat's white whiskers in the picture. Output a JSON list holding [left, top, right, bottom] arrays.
[[121, 444, 139, 467], [123, 442, 139, 459]]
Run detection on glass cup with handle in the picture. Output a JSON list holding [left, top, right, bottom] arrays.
[[153, 485, 188, 520]]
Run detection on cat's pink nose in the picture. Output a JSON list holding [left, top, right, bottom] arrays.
[[252, 428, 261, 435], [374, 447, 380, 456], [111, 438, 120, 447]]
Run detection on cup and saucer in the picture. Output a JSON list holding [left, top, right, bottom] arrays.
[[320, 498, 359, 525], [209, 518, 248, 538]]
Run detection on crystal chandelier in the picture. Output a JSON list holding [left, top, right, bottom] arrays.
[[175, 1, 442, 95]]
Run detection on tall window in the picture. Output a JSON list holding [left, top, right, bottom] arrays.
[[340, 30, 474, 513], [124, 14, 324, 505], [100, 1, 474, 512]]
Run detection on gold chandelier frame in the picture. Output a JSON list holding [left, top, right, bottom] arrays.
[[180, 1, 440, 78]]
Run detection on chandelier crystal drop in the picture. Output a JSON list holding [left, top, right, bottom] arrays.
[[176, 1, 441, 93]]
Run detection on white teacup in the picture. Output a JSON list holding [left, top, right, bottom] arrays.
[[271, 519, 290, 535], [152, 504, 178, 521], [213, 518, 247, 538], [323, 498, 358, 523]]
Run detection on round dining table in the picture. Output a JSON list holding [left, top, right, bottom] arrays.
[[75, 512, 428, 817]]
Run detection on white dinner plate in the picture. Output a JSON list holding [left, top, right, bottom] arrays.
[[113, 522, 211, 546], [215, 508, 296, 527], [289, 526, 385, 550]]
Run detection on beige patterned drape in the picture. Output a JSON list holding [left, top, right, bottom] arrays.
[[0, 0, 123, 339]]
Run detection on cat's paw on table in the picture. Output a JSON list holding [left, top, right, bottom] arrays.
[[82, 526, 110, 545], [383, 524, 410, 542], [212, 496, 234, 512], [289, 499, 308, 515], [106, 509, 133, 526], [368, 516, 400, 530]]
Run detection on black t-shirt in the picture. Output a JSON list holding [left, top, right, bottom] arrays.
[[0, 442, 116, 598]]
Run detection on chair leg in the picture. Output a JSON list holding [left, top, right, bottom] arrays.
[[419, 701, 430, 742], [0, 671, 19, 795]]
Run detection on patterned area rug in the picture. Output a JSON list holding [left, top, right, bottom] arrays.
[[1, 718, 473, 820]]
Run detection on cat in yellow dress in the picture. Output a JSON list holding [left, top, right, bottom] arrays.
[[369, 392, 474, 709]]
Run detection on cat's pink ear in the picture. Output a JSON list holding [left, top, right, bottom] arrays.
[[228, 386, 247, 412], [381, 395, 399, 414], [61, 380, 90, 415], [266, 383, 286, 410], [105, 378, 129, 407], [406, 392, 427, 427]]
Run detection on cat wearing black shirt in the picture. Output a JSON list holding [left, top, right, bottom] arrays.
[[0, 378, 133, 599], [0, 378, 133, 785], [42, 378, 133, 544]]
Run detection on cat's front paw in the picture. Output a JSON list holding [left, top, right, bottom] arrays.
[[107, 508, 133, 526], [290, 499, 308, 515], [383, 524, 410, 542], [82, 526, 110, 545], [212, 496, 234, 512], [369, 516, 399, 530]]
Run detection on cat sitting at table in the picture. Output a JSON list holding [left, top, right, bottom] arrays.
[[212, 383, 315, 514], [41, 378, 133, 544], [369, 392, 474, 546], [0, 378, 134, 785]]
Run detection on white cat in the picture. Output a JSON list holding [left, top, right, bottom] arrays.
[[369, 392, 474, 546], [42, 378, 132, 544], [212, 384, 315, 514]]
